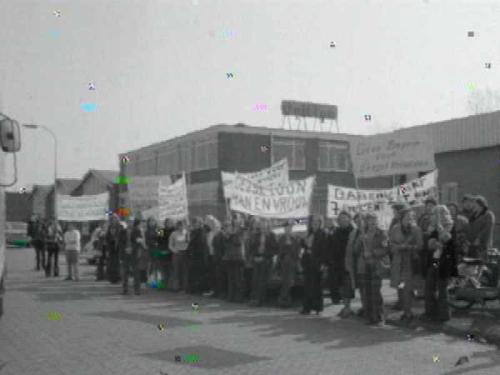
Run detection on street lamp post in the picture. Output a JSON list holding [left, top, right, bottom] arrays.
[[23, 124, 58, 220]]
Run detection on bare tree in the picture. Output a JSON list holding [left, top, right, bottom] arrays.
[[466, 88, 500, 114]]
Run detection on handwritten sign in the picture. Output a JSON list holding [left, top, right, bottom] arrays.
[[57, 193, 109, 221], [351, 132, 435, 178]]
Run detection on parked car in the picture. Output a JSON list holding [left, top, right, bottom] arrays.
[[5, 222, 30, 247]]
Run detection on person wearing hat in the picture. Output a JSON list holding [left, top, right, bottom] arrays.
[[469, 196, 495, 262], [389, 207, 423, 322]]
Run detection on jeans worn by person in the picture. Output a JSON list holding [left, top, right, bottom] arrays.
[[45, 243, 60, 277], [33, 240, 46, 271], [66, 250, 80, 281], [122, 253, 141, 294]]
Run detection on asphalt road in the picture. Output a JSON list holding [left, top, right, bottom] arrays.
[[1, 247, 500, 375]]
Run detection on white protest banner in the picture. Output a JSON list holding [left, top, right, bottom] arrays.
[[57, 192, 109, 221], [158, 173, 189, 221], [128, 175, 172, 214], [222, 158, 289, 199], [351, 132, 435, 178], [326, 171, 438, 230], [397, 170, 438, 203], [327, 185, 394, 230], [230, 173, 315, 219]]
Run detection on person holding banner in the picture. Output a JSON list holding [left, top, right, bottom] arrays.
[[248, 219, 278, 307], [357, 213, 389, 326], [421, 205, 457, 323], [277, 220, 301, 308], [389, 208, 423, 323], [300, 215, 328, 315]]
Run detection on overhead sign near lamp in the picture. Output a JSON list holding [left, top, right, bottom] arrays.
[[280, 100, 338, 121]]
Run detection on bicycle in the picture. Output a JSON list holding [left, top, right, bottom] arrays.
[[447, 248, 500, 310]]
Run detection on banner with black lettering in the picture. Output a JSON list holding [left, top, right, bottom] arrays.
[[230, 173, 315, 219]]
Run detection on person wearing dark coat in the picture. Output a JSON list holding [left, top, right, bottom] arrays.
[[277, 220, 301, 307], [468, 196, 496, 262], [213, 222, 228, 298], [106, 215, 122, 284], [158, 218, 175, 287], [300, 215, 328, 315], [44, 219, 63, 277], [30, 216, 46, 272], [326, 211, 354, 306], [187, 217, 209, 294], [223, 218, 246, 302], [421, 205, 458, 322], [121, 217, 146, 295], [95, 223, 108, 281], [248, 219, 278, 306]]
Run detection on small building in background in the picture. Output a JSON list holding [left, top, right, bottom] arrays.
[[29, 184, 53, 219]]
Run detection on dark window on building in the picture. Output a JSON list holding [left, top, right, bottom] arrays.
[[318, 141, 349, 172], [441, 182, 458, 204], [271, 137, 305, 170], [193, 138, 218, 171]]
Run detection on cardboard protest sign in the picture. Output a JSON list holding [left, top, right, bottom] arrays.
[[351, 132, 435, 178], [230, 173, 315, 219], [222, 158, 289, 199], [128, 175, 172, 214], [57, 192, 109, 221], [158, 174, 188, 221]]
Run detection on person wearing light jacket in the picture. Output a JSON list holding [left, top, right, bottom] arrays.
[[64, 224, 81, 281]]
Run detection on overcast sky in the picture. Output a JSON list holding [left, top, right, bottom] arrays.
[[0, 0, 499, 191]]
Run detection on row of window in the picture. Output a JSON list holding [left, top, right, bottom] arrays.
[[126, 137, 351, 175], [271, 138, 350, 172]]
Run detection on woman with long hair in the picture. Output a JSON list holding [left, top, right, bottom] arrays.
[[420, 205, 457, 322]]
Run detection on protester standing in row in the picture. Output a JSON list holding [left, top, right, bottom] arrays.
[[106, 215, 121, 284], [421, 205, 457, 322], [300, 215, 327, 315], [389, 208, 423, 322], [224, 218, 245, 303], [212, 221, 228, 298], [248, 219, 278, 307], [64, 224, 81, 281], [96, 222, 108, 281], [158, 219, 175, 288], [446, 203, 470, 259], [204, 215, 221, 297], [357, 213, 389, 325], [327, 211, 354, 307], [468, 196, 496, 262], [145, 217, 160, 285], [168, 220, 190, 292], [187, 217, 209, 295], [344, 213, 364, 318], [120, 217, 146, 295], [45, 218, 63, 277], [277, 220, 300, 307]]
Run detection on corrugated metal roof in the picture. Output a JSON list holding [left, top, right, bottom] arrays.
[[381, 110, 500, 153]]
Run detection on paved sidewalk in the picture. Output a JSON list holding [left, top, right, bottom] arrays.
[[1, 247, 500, 375]]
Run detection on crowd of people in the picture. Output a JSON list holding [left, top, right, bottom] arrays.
[[26, 193, 496, 327]]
